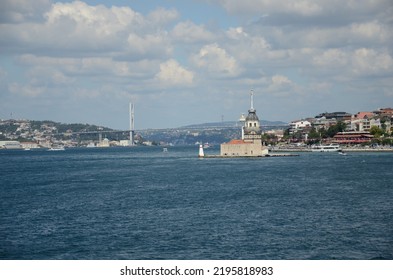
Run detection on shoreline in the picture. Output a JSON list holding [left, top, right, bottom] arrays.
[[270, 148, 393, 153], [202, 153, 299, 158]]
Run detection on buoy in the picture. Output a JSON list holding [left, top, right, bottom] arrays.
[[198, 144, 204, 157]]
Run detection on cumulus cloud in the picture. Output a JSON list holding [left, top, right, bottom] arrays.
[[313, 49, 348, 67], [147, 7, 179, 25], [352, 48, 393, 76], [156, 59, 194, 86], [267, 75, 295, 95], [126, 32, 173, 59], [172, 21, 216, 43], [192, 44, 242, 77], [0, 1, 177, 58], [17, 54, 165, 83], [9, 83, 45, 97]]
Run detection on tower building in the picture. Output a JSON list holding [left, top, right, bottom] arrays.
[[243, 90, 262, 141], [220, 90, 268, 157]]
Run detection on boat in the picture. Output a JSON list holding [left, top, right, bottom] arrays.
[[48, 146, 65, 151], [163, 147, 168, 153], [311, 144, 342, 152], [338, 151, 347, 155], [203, 143, 211, 149]]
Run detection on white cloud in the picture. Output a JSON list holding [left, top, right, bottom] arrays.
[[156, 59, 194, 86], [147, 7, 179, 25], [172, 21, 216, 43], [9, 83, 45, 97], [352, 48, 393, 76], [225, 27, 271, 65], [350, 21, 391, 43], [17, 54, 164, 83], [192, 44, 241, 77], [313, 49, 348, 67], [126, 32, 173, 59], [267, 75, 296, 96], [312, 47, 393, 78], [271, 75, 292, 86], [0, 1, 178, 59]]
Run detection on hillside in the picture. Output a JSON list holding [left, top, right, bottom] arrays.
[[0, 118, 288, 146]]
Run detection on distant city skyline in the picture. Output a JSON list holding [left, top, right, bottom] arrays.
[[1, 0, 392, 129]]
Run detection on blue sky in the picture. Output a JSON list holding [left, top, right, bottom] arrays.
[[1, 0, 392, 129]]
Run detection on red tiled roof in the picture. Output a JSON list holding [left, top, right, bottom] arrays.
[[354, 112, 374, 119], [226, 139, 246, 144]]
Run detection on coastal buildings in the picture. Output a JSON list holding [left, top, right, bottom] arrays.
[[0, 140, 22, 149], [220, 91, 269, 157], [287, 108, 393, 144], [1, 107, 392, 148], [333, 131, 374, 144]]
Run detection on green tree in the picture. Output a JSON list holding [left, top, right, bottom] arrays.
[[336, 121, 346, 132], [382, 138, 392, 146], [308, 127, 320, 139], [326, 121, 346, 138], [369, 126, 384, 138]]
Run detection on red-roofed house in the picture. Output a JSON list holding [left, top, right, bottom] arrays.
[[353, 112, 374, 120], [349, 111, 381, 131]]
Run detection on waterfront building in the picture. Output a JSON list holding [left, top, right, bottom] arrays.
[[97, 138, 110, 147], [348, 112, 381, 132], [220, 91, 268, 157], [333, 131, 374, 144], [312, 117, 337, 131], [119, 140, 132, 146], [20, 142, 39, 149], [289, 120, 312, 134], [373, 108, 393, 118], [0, 140, 22, 149]]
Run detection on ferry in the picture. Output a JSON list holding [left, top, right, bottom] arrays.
[[48, 146, 65, 151], [311, 144, 342, 152]]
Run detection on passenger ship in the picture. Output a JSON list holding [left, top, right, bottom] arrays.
[[311, 144, 342, 152]]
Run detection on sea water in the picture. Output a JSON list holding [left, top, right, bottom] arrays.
[[1, 146, 392, 259]]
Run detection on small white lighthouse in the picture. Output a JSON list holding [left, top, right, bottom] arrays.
[[198, 144, 205, 158]]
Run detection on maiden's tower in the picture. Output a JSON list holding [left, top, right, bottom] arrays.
[[220, 90, 269, 157]]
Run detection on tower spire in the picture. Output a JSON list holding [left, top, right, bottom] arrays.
[[250, 89, 254, 110]]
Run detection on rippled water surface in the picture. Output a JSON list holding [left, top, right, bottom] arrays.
[[1, 147, 392, 259]]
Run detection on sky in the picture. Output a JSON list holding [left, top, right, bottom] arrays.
[[0, 0, 392, 129]]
